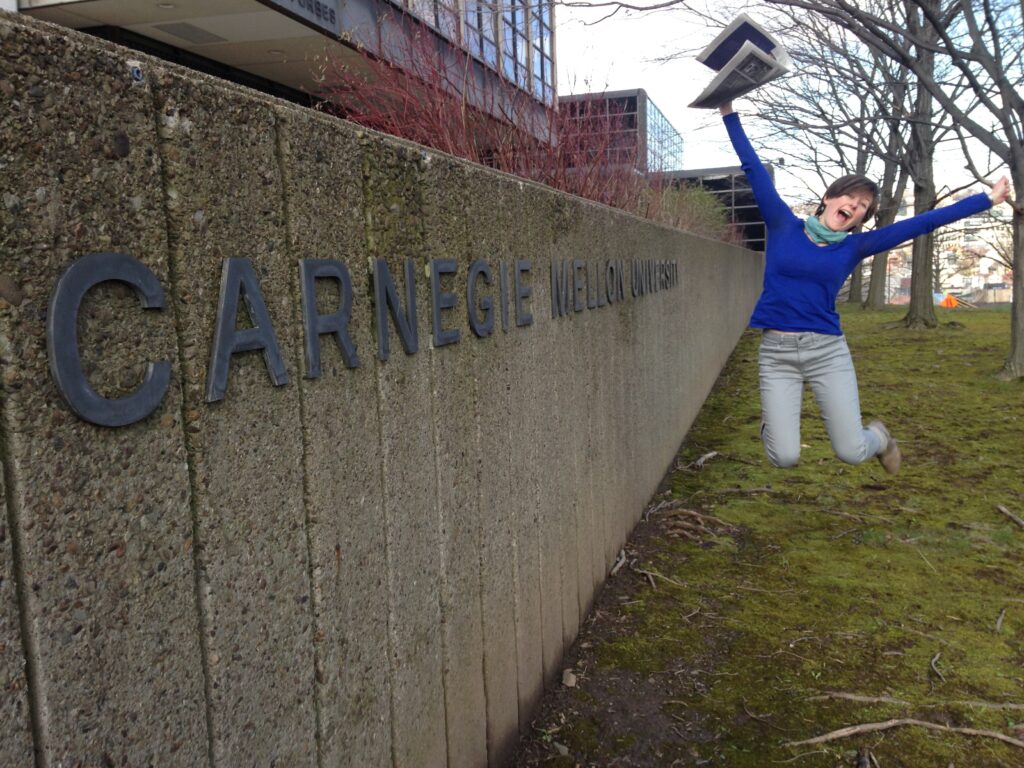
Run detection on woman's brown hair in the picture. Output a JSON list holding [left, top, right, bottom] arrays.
[[814, 174, 880, 224]]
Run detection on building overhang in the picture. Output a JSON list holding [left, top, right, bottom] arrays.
[[21, 0, 554, 143], [21, 0, 369, 96]]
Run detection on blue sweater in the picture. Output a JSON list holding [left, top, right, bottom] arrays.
[[724, 112, 992, 335]]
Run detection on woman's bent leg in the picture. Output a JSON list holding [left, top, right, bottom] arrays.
[[804, 335, 883, 465], [758, 338, 804, 468]]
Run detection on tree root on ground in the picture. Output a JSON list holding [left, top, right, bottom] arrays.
[[784, 718, 1024, 749]]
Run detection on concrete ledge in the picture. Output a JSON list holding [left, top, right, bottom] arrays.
[[0, 11, 762, 766]]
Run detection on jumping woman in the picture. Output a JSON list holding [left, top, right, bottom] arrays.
[[720, 101, 1011, 474]]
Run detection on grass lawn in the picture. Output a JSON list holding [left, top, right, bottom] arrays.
[[514, 306, 1024, 768]]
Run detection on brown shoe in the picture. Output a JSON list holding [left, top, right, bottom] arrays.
[[868, 420, 902, 474]]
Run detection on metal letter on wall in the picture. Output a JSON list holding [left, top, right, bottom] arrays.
[[373, 258, 419, 361], [264, 0, 341, 36], [430, 259, 461, 347], [46, 252, 171, 427], [299, 258, 359, 377], [467, 259, 494, 337], [514, 260, 533, 327], [205, 258, 289, 402]]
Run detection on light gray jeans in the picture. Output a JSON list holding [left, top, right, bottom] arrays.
[[758, 330, 883, 468]]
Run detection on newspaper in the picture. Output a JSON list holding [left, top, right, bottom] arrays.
[[688, 14, 791, 109]]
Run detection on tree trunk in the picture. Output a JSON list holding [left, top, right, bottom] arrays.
[[847, 263, 863, 304], [997, 207, 1024, 378], [901, 0, 938, 328], [865, 167, 909, 309], [906, 230, 937, 327]]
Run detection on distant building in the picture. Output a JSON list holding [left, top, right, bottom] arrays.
[[559, 90, 768, 251], [19, 0, 555, 138], [662, 165, 771, 251], [877, 192, 1012, 304], [559, 89, 684, 175]]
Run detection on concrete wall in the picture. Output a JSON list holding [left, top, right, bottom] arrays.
[[0, 13, 762, 767]]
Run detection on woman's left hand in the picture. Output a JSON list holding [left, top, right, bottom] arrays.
[[989, 176, 1011, 205]]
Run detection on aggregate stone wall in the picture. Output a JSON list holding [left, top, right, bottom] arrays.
[[0, 13, 763, 767]]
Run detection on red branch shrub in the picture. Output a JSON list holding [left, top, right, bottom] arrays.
[[315, 25, 738, 242]]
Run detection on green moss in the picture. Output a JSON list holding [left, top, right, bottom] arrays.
[[521, 308, 1024, 767]]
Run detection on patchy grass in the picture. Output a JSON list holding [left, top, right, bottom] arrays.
[[514, 307, 1024, 768]]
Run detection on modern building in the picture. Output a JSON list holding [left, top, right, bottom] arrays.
[[557, 89, 770, 250], [559, 88, 684, 175], [663, 165, 770, 251], [17, 0, 555, 135]]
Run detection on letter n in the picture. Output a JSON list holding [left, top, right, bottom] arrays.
[[374, 258, 418, 361]]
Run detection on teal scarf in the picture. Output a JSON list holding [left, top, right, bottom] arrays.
[[804, 215, 849, 244]]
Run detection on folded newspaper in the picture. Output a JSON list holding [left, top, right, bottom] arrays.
[[688, 14, 791, 109]]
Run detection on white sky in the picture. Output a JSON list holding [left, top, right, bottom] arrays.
[[556, 4, 733, 167], [554, 2, 995, 204]]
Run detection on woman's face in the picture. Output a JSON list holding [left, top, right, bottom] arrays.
[[821, 191, 874, 232]]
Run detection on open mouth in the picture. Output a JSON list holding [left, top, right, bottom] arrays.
[[836, 208, 853, 225]]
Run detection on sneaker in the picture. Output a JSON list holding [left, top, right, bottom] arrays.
[[868, 420, 902, 474]]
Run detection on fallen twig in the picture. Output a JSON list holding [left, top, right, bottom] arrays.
[[930, 652, 946, 683], [609, 549, 626, 577], [831, 528, 860, 540], [631, 565, 686, 590], [784, 718, 1024, 748], [662, 508, 733, 528], [916, 547, 939, 575], [996, 607, 1007, 633], [809, 692, 910, 706], [901, 625, 952, 647], [996, 504, 1024, 529], [643, 499, 675, 522], [743, 699, 791, 733], [771, 750, 830, 763], [682, 451, 719, 470], [659, 508, 737, 544], [810, 691, 1024, 711], [941, 699, 1024, 711]]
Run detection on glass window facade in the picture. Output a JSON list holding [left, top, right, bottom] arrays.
[[560, 90, 685, 174], [645, 98, 684, 173], [405, 0, 555, 105]]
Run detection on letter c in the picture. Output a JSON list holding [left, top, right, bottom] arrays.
[[47, 252, 170, 427]]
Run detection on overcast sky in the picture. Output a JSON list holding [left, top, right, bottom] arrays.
[[555, 4, 738, 175], [554, 2, 995, 205]]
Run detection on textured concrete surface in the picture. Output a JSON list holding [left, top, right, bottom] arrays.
[[0, 12, 763, 766], [500, 181, 548, 732], [0, 16, 208, 765], [153, 67, 316, 764], [0, 477, 32, 768], [362, 134, 448, 768], [464, 170, 523, 767], [276, 108, 393, 767], [420, 153, 490, 768]]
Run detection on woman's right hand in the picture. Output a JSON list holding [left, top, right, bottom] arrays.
[[719, 101, 734, 116], [989, 176, 1011, 205]]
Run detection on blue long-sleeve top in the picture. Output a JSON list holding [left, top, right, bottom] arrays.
[[723, 112, 992, 335]]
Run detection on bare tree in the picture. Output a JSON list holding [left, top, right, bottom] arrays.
[[757, 0, 1024, 375], [564, 0, 1023, 375], [743, 8, 914, 307]]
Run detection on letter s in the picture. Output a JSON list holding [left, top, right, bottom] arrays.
[[47, 252, 170, 427]]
